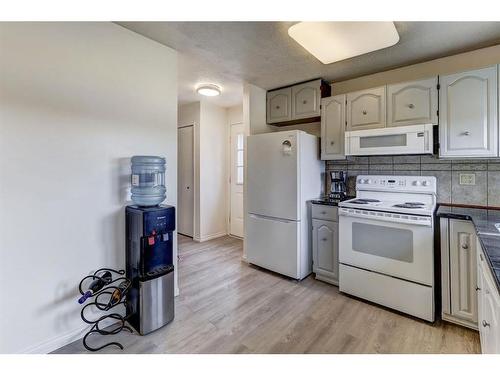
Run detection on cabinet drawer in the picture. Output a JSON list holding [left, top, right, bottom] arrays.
[[311, 204, 338, 221]]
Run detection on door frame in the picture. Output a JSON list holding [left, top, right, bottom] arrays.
[[178, 122, 197, 238], [227, 121, 244, 238]]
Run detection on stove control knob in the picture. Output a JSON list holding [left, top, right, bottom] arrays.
[[412, 180, 421, 186], [422, 180, 429, 186], [365, 179, 372, 184]]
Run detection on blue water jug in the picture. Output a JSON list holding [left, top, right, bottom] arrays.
[[130, 155, 166, 206]]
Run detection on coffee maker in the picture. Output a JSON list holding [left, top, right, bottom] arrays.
[[329, 170, 347, 200]]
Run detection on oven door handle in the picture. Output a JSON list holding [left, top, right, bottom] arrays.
[[338, 207, 432, 227]]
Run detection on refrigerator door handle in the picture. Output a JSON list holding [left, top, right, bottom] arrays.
[[249, 213, 297, 224]]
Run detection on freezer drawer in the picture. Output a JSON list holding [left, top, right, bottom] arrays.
[[246, 214, 304, 279]]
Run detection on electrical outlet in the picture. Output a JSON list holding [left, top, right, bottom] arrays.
[[459, 173, 476, 185]]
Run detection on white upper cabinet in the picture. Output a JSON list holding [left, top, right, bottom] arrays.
[[267, 87, 292, 124], [346, 86, 386, 130], [292, 79, 321, 120], [321, 95, 346, 160], [387, 77, 438, 127], [439, 66, 498, 158]]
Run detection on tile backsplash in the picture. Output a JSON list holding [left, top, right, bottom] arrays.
[[326, 155, 500, 207]]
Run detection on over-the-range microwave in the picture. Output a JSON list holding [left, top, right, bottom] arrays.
[[345, 124, 433, 156]]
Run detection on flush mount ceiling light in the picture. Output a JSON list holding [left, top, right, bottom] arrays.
[[196, 84, 221, 97], [288, 22, 400, 65]]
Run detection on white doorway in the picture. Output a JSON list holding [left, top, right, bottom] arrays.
[[178, 125, 194, 237], [229, 122, 245, 238]]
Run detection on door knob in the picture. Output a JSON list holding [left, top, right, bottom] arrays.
[[408, 103, 415, 109], [461, 244, 469, 250], [276, 105, 280, 109], [482, 320, 490, 328], [303, 100, 307, 104], [330, 141, 335, 145], [476, 286, 481, 291], [362, 110, 367, 115], [186, 186, 190, 190], [464, 131, 470, 136]]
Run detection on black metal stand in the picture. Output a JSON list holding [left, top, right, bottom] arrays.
[[78, 268, 132, 352]]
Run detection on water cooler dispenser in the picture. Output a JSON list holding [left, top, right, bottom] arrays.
[[126, 205, 175, 335], [126, 156, 175, 335]]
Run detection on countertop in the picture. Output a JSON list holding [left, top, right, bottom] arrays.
[[437, 205, 500, 293], [310, 196, 354, 206]]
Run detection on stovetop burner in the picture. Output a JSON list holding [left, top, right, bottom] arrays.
[[393, 202, 426, 209], [349, 198, 381, 204]]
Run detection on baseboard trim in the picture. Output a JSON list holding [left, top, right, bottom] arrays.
[[20, 324, 89, 354], [196, 231, 227, 242]]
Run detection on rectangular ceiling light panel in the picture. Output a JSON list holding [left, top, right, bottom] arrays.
[[288, 22, 400, 64]]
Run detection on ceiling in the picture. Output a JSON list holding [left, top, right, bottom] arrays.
[[118, 22, 500, 108]]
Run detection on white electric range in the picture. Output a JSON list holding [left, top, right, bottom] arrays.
[[338, 175, 437, 322]]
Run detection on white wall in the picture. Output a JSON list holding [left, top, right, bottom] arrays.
[[0, 22, 178, 354], [243, 83, 276, 135], [198, 100, 228, 241], [227, 104, 243, 125]]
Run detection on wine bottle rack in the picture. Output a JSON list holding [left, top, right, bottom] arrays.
[[78, 268, 132, 352]]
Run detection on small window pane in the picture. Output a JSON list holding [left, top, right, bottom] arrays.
[[237, 150, 244, 166], [237, 166, 244, 185], [237, 133, 244, 150], [359, 134, 407, 148]]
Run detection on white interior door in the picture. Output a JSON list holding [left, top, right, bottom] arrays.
[[178, 125, 194, 237], [230, 123, 244, 237]]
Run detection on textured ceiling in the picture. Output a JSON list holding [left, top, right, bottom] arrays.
[[118, 22, 500, 107]]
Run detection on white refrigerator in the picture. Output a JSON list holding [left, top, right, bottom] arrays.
[[246, 130, 323, 280]]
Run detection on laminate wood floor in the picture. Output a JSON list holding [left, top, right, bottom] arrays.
[[54, 234, 480, 354]]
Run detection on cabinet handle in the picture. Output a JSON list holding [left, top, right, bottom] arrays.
[[276, 105, 280, 109], [321, 211, 327, 215], [480, 253, 484, 261], [461, 244, 469, 250], [303, 100, 307, 104], [362, 110, 367, 115], [408, 103, 415, 109], [482, 320, 490, 328], [321, 238, 328, 242], [463, 131, 470, 136], [330, 141, 335, 145]]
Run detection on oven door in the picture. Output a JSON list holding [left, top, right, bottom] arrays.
[[339, 210, 434, 286]]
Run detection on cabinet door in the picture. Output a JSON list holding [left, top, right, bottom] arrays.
[[312, 219, 339, 284], [321, 95, 346, 160], [387, 77, 438, 127], [479, 265, 500, 354], [449, 220, 478, 325], [439, 66, 498, 157], [292, 80, 321, 120], [267, 87, 292, 124], [346, 86, 386, 130]]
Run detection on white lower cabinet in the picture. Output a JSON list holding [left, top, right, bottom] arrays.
[[311, 204, 339, 285], [477, 239, 500, 354], [440, 218, 478, 329]]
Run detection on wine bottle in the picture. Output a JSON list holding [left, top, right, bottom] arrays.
[[78, 271, 112, 304], [106, 281, 129, 308]]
